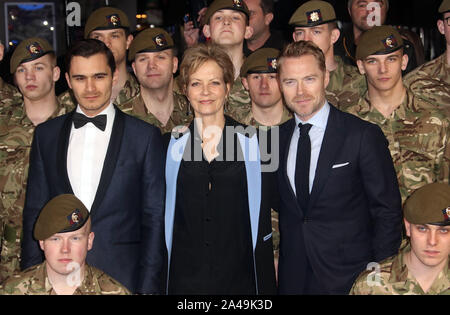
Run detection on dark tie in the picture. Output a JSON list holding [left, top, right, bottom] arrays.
[[295, 123, 312, 211], [73, 112, 107, 131]]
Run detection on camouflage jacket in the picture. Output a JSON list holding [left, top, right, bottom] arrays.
[[226, 77, 251, 114], [344, 89, 450, 204], [58, 72, 140, 112], [120, 91, 193, 134], [229, 104, 292, 130], [0, 101, 69, 282], [403, 53, 450, 116], [327, 56, 367, 109], [0, 78, 21, 109], [350, 242, 450, 295], [0, 262, 131, 295]]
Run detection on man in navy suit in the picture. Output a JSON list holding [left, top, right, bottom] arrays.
[[276, 40, 402, 294], [21, 39, 165, 294]]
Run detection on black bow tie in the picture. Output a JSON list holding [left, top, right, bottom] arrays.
[[73, 112, 107, 131]]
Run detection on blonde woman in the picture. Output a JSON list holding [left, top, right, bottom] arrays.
[[164, 43, 277, 295]]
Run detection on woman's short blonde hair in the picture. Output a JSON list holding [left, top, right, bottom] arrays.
[[178, 43, 234, 93]]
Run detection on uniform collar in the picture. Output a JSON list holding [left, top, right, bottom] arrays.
[[245, 106, 292, 128], [389, 241, 450, 294], [358, 88, 409, 121], [42, 262, 97, 295], [10, 98, 66, 126]]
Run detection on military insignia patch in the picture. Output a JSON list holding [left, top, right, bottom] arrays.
[[233, 0, 243, 8], [27, 43, 43, 56], [67, 209, 83, 227], [153, 34, 167, 47], [382, 35, 397, 49], [107, 14, 121, 26], [444, 207, 450, 221], [307, 10, 322, 24], [267, 58, 277, 71]]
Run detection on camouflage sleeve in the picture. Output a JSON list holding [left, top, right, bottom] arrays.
[[439, 119, 450, 184], [57, 90, 77, 112], [0, 275, 30, 295], [97, 272, 131, 295], [271, 209, 279, 259], [349, 272, 373, 295]]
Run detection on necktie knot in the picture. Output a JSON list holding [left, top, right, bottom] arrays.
[[298, 123, 312, 135], [73, 113, 107, 131]]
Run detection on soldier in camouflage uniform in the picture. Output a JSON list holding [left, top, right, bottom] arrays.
[[121, 27, 192, 134], [0, 194, 130, 295], [234, 48, 292, 270], [350, 183, 450, 295], [403, 0, 450, 117], [58, 7, 139, 112], [202, 0, 252, 112], [0, 38, 70, 283], [289, 0, 367, 108], [346, 26, 450, 204], [0, 40, 21, 109], [0, 78, 21, 110]]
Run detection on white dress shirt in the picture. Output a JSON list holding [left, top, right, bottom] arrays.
[[67, 103, 116, 211], [287, 101, 330, 196]]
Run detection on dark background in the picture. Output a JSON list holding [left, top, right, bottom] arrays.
[[0, 0, 446, 93]]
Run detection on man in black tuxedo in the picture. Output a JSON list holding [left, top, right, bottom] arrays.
[[21, 39, 166, 294], [276, 40, 402, 294]]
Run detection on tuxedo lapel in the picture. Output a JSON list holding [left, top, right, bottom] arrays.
[[90, 107, 124, 213], [308, 106, 345, 210], [57, 111, 75, 194]]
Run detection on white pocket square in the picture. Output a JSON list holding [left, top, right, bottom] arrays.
[[332, 162, 350, 169]]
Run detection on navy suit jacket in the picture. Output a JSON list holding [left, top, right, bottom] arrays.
[[277, 105, 402, 294], [21, 107, 166, 294]]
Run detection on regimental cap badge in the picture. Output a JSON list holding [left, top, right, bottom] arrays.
[[307, 9, 322, 24], [233, 0, 243, 8], [382, 34, 397, 49], [153, 34, 167, 47], [107, 14, 121, 27], [67, 209, 83, 227], [267, 58, 277, 71], [444, 207, 450, 221], [27, 42, 43, 56]]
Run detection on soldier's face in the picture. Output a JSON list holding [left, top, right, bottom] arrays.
[[40, 222, 94, 278], [65, 53, 118, 117], [437, 12, 450, 46], [242, 73, 282, 109], [404, 219, 450, 270], [293, 25, 340, 58], [186, 60, 230, 119], [89, 29, 133, 66], [349, 0, 387, 32], [132, 50, 177, 90], [14, 54, 60, 102], [203, 10, 253, 48], [279, 55, 329, 122], [357, 50, 408, 92]]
